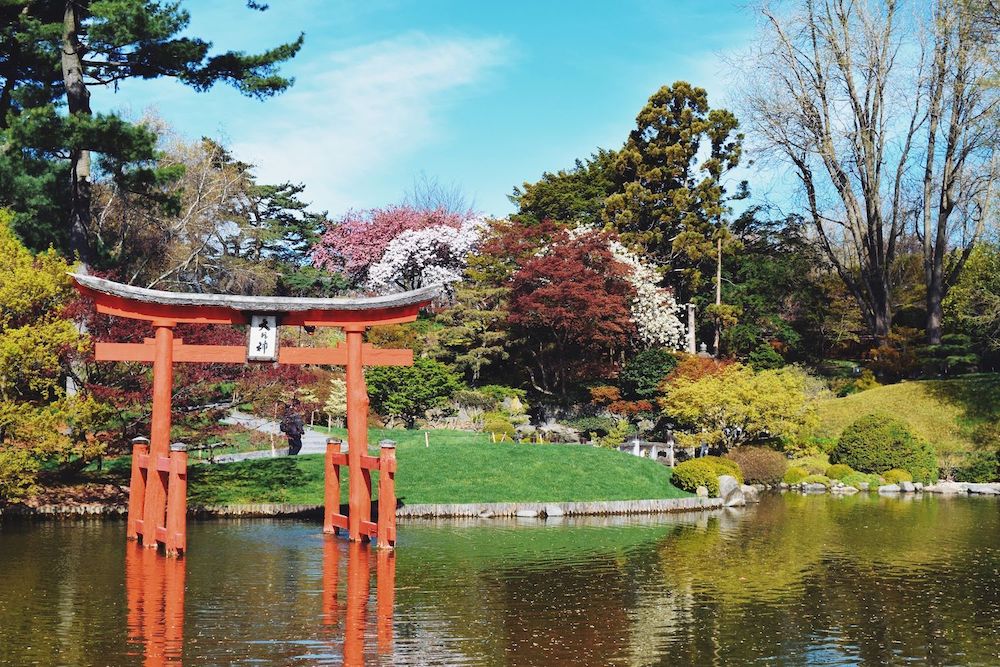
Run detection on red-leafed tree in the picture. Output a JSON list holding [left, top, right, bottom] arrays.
[[507, 230, 636, 396]]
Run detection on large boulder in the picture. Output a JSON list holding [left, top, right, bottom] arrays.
[[924, 481, 968, 494], [740, 484, 760, 503], [802, 483, 828, 493], [900, 481, 916, 493], [878, 484, 901, 494], [967, 483, 1000, 495], [719, 475, 745, 507]]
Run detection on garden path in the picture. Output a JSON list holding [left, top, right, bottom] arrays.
[[215, 410, 329, 462]]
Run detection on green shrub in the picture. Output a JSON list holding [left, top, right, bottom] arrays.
[[954, 450, 1000, 483], [620, 348, 678, 399], [783, 466, 809, 484], [831, 412, 938, 483], [700, 455, 743, 483], [482, 411, 515, 439], [725, 446, 787, 485], [747, 342, 785, 371], [801, 474, 831, 487], [825, 463, 855, 481], [791, 454, 829, 476], [842, 471, 881, 490], [882, 468, 913, 484], [567, 416, 617, 438], [452, 389, 497, 410], [672, 459, 722, 496]]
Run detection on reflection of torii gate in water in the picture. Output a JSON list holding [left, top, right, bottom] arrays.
[[125, 537, 394, 665], [73, 274, 438, 555]]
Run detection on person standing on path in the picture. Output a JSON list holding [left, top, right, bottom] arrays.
[[280, 399, 305, 456]]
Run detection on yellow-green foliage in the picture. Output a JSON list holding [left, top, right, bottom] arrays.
[[791, 454, 829, 475], [801, 474, 831, 487], [842, 471, 881, 490], [660, 364, 818, 449], [825, 463, 854, 480], [595, 418, 632, 449], [700, 455, 743, 483], [883, 468, 913, 484], [0, 213, 93, 500], [783, 466, 808, 484], [483, 411, 515, 439], [672, 459, 722, 496], [816, 375, 1000, 455]]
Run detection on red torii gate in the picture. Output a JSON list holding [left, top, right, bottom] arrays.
[[73, 274, 437, 556]]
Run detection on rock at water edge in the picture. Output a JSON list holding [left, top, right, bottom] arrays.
[[900, 481, 915, 493], [924, 481, 968, 494], [740, 484, 760, 503], [878, 484, 901, 494], [544, 504, 565, 517], [696, 486, 709, 498], [516, 509, 539, 518], [967, 484, 1000, 495], [719, 475, 745, 507]]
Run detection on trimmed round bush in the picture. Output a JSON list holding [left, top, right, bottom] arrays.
[[672, 459, 721, 496], [801, 474, 831, 487], [825, 463, 855, 481], [701, 455, 743, 483], [842, 471, 881, 490], [831, 412, 938, 483], [725, 447, 787, 485], [482, 411, 515, 439], [783, 466, 808, 484], [882, 468, 913, 484]]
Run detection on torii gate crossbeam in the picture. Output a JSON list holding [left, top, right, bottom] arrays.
[[73, 274, 437, 557]]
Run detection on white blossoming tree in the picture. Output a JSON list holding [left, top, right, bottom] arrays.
[[366, 218, 487, 297], [608, 239, 685, 348]]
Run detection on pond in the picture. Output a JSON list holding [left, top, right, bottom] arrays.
[[1, 494, 999, 666]]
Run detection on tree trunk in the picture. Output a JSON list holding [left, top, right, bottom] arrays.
[[926, 277, 944, 345], [61, 1, 92, 267], [713, 236, 722, 355]]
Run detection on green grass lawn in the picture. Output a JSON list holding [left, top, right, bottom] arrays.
[[186, 428, 688, 506], [816, 373, 1000, 452]]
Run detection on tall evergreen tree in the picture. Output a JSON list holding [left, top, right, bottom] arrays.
[[603, 81, 744, 300], [0, 1, 302, 263]]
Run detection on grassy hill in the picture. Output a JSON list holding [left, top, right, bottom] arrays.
[[816, 373, 1000, 452], [186, 428, 689, 506]]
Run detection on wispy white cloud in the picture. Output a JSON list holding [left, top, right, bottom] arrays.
[[231, 33, 510, 213]]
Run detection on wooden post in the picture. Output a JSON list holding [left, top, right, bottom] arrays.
[[165, 443, 188, 557], [377, 440, 397, 549], [324, 437, 343, 534], [345, 327, 370, 542], [376, 549, 396, 655], [143, 322, 174, 549], [344, 540, 370, 664], [127, 437, 149, 541]]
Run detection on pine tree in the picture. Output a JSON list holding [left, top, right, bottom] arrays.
[[0, 1, 302, 263]]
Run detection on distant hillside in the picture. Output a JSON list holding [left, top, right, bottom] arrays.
[[816, 373, 1000, 452]]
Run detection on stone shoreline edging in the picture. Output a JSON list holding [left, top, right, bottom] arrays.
[[1, 496, 722, 519]]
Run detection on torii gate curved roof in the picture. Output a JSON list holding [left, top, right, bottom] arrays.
[[72, 273, 439, 327]]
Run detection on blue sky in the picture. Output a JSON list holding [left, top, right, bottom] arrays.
[[97, 0, 760, 219]]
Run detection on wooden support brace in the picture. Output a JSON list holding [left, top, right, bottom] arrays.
[[127, 439, 149, 541], [377, 441, 397, 548], [165, 444, 188, 557], [324, 438, 345, 534]]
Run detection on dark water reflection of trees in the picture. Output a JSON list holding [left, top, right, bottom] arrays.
[[0, 496, 998, 666]]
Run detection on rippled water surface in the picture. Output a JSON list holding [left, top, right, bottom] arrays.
[[2, 493, 999, 666]]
